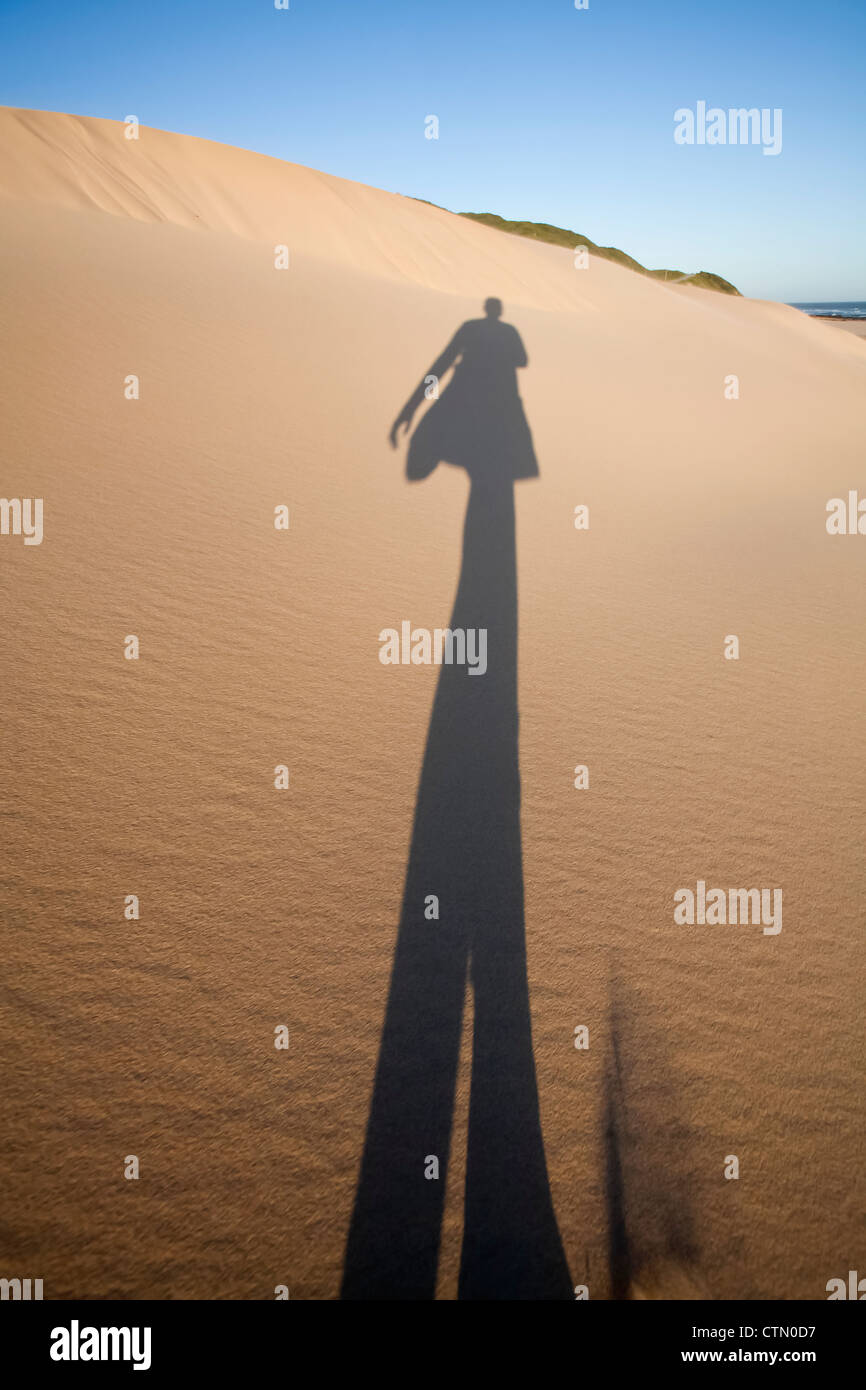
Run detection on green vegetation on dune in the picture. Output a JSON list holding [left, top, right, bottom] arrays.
[[458, 211, 740, 296]]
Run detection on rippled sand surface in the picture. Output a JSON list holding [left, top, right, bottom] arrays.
[[1, 109, 864, 1299]]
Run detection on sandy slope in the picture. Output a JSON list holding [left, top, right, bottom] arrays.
[[1, 108, 864, 1300], [823, 318, 866, 339]]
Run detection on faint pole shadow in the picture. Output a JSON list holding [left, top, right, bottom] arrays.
[[341, 300, 572, 1300], [603, 976, 701, 1299]]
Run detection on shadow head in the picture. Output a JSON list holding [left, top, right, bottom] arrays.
[[484, 297, 503, 319]]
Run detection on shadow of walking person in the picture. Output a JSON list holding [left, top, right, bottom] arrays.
[[341, 299, 572, 1300]]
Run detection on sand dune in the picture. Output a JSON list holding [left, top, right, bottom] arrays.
[[1, 107, 863, 1300]]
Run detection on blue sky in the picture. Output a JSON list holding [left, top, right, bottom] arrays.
[[1, 0, 863, 300]]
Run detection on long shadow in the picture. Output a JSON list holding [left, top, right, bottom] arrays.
[[341, 299, 572, 1299]]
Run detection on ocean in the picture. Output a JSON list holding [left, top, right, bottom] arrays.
[[789, 300, 866, 318]]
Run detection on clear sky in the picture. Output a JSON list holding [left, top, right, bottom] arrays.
[[1, 0, 863, 300]]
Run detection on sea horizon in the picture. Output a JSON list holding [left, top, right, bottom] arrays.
[[788, 300, 866, 318]]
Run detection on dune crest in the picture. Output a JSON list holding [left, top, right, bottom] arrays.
[[0, 106, 856, 340]]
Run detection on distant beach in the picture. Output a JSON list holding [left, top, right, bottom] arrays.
[[789, 302, 866, 338]]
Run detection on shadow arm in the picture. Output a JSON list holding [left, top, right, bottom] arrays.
[[389, 329, 464, 447]]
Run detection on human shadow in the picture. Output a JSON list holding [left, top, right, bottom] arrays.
[[341, 299, 572, 1299]]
